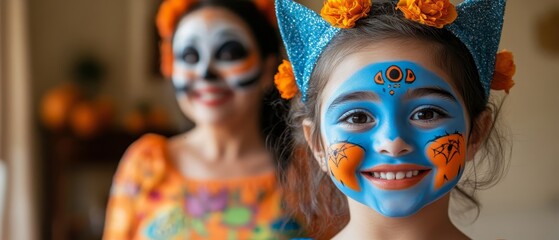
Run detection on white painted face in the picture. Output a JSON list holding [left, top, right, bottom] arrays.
[[171, 6, 265, 124]]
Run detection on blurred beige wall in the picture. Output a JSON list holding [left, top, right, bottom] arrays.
[[2, 0, 38, 239], [466, 0, 559, 238]]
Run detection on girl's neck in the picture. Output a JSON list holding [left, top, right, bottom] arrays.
[[334, 195, 468, 240], [190, 116, 265, 161]]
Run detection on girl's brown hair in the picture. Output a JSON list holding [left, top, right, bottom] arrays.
[[278, 2, 510, 238]]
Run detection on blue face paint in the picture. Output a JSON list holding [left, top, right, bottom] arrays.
[[322, 61, 467, 217]]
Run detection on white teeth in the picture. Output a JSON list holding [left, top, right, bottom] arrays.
[[199, 92, 225, 101], [368, 170, 423, 180], [406, 171, 413, 178]]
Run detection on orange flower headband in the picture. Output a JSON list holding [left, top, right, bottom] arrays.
[[274, 0, 515, 100], [156, 0, 277, 78]]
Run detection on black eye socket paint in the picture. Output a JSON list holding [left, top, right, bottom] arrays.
[[173, 82, 192, 95], [215, 40, 248, 62], [233, 70, 262, 89], [182, 46, 200, 64]]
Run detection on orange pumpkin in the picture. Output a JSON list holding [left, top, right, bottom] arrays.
[[40, 84, 82, 131], [70, 101, 103, 138], [123, 110, 148, 135]]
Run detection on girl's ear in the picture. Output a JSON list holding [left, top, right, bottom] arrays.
[[303, 118, 328, 172], [466, 108, 493, 161]]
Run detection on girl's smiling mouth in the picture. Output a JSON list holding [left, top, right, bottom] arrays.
[[192, 87, 234, 107], [361, 164, 431, 190]]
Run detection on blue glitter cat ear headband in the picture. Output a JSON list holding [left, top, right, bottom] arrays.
[[273, 0, 516, 102]]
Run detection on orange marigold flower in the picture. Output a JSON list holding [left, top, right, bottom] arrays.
[[491, 50, 516, 94], [396, 0, 457, 28], [156, 0, 193, 38], [160, 41, 174, 79], [156, 0, 195, 78], [321, 0, 372, 28], [274, 60, 298, 100]]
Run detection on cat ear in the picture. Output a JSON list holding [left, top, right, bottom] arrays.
[[446, 0, 507, 97], [275, 0, 339, 101]]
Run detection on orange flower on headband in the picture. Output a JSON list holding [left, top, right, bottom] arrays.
[[321, 0, 371, 28], [274, 60, 298, 100], [156, 0, 194, 38], [491, 50, 516, 94], [396, 0, 457, 28], [156, 0, 195, 78]]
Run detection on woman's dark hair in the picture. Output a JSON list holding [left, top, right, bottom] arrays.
[[279, 2, 509, 238]]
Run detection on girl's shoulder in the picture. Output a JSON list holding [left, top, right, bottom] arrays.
[[120, 133, 169, 169], [112, 133, 171, 193]]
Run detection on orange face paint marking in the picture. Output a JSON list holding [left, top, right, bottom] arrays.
[[374, 71, 384, 84], [386, 65, 403, 82], [327, 142, 365, 191], [425, 133, 466, 189], [221, 52, 259, 77], [405, 68, 416, 83], [199, 8, 221, 22]]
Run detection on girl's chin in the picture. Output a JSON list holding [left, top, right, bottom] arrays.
[[190, 114, 234, 125]]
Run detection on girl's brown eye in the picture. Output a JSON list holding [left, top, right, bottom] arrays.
[[350, 113, 370, 124], [339, 109, 374, 126], [413, 110, 435, 120], [409, 106, 449, 124], [182, 46, 199, 64]]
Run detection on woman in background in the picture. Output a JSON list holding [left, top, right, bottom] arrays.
[[103, 0, 301, 239]]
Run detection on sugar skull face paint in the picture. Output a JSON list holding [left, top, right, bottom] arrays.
[[172, 7, 262, 96], [322, 61, 467, 217], [171, 7, 266, 124]]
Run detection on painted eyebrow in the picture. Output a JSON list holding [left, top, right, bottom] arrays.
[[327, 91, 380, 112], [403, 87, 458, 102]]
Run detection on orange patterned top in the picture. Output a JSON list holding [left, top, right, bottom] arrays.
[[103, 134, 301, 240]]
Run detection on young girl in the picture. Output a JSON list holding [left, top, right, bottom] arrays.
[[274, 0, 515, 239], [103, 0, 302, 239]]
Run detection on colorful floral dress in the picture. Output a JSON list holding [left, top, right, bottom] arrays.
[[103, 134, 301, 240]]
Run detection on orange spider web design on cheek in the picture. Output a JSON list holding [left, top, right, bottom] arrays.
[[426, 133, 466, 189], [327, 142, 365, 191]]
